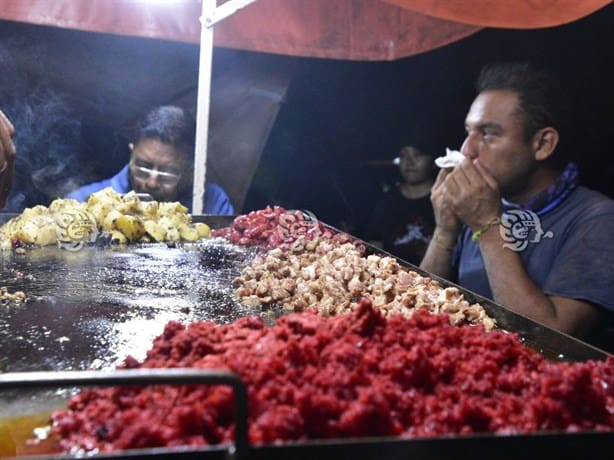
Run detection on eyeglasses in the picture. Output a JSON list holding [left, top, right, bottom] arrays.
[[129, 158, 181, 186]]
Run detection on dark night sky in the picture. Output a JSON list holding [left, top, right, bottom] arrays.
[[244, 3, 614, 236]]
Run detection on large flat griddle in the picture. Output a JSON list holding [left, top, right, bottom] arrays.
[[0, 241, 264, 370], [0, 214, 611, 459]]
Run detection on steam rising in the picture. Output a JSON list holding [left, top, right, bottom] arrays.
[[0, 37, 91, 212]]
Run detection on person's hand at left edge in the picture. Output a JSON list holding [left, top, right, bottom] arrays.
[[0, 109, 16, 209]]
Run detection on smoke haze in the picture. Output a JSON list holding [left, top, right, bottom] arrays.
[[0, 37, 92, 212]]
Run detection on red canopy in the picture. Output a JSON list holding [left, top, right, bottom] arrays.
[[383, 0, 612, 29], [1, 0, 611, 61]]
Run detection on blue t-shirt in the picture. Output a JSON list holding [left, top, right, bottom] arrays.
[[65, 165, 235, 215], [454, 186, 614, 350]]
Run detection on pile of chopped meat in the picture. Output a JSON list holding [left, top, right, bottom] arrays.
[[234, 237, 495, 329], [51, 299, 614, 453], [211, 206, 362, 251]]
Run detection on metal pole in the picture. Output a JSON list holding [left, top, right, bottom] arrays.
[[192, 0, 216, 215]]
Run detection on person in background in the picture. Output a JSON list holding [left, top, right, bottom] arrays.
[[420, 61, 614, 352], [366, 144, 437, 266], [67, 106, 234, 215], [0, 109, 16, 209]]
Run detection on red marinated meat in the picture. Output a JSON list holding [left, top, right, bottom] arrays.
[[51, 299, 614, 453], [211, 206, 364, 252]]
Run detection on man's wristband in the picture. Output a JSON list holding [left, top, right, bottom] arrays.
[[471, 217, 501, 243]]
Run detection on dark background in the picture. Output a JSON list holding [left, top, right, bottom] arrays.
[[244, 2, 614, 237]]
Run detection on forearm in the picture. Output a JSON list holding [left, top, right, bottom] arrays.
[[477, 229, 564, 329], [419, 229, 456, 280]]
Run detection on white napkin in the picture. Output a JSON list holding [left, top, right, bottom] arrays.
[[435, 148, 464, 168]]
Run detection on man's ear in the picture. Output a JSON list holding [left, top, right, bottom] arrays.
[[532, 127, 559, 161], [128, 142, 134, 151]]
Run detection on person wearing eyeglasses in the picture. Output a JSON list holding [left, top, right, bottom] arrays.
[[66, 105, 234, 215]]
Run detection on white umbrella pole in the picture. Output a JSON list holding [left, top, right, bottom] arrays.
[[192, 0, 216, 215], [193, 0, 258, 214]]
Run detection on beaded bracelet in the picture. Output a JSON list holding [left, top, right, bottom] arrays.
[[471, 217, 501, 243]]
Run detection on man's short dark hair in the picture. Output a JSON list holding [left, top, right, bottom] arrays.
[[133, 105, 196, 159], [476, 62, 571, 143]]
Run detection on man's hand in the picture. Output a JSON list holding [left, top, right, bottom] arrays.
[[0, 110, 16, 209], [431, 168, 463, 238], [442, 158, 502, 231], [420, 167, 463, 278]]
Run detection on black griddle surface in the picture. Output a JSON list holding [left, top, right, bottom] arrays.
[[0, 239, 271, 415]]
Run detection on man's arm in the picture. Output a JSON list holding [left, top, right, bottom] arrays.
[[477, 226, 601, 337], [445, 159, 602, 338], [419, 229, 456, 280], [419, 168, 462, 279]]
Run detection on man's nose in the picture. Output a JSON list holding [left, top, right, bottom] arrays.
[[145, 172, 160, 188], [460, 135, 478, 160]]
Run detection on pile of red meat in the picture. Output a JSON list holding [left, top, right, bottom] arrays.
[[211, 206, 360, 250], [51, 299, 614, 453]]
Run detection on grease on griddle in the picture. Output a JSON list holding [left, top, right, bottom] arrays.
[[198, 238, 260, 269]]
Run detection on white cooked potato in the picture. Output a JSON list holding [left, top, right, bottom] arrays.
[[20, 205, 47, 220], [49, 198, 83, 213], [114, 215, 146, 242], [110, 229, 127, 244], [138, 201, 160, 220], [34, 220, 59, 246], [114, 200, 140, 215], [144, 219, 167, 242], [88, 202, 115, 226], [0, 186, 212, 247], [101, 209, 123, 232], [194, 222, 211, 239], [178, 224, 200, 242], [159, 202, 189, 216], [165, 227, 181, 242], [13, 215, 57, 245]]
